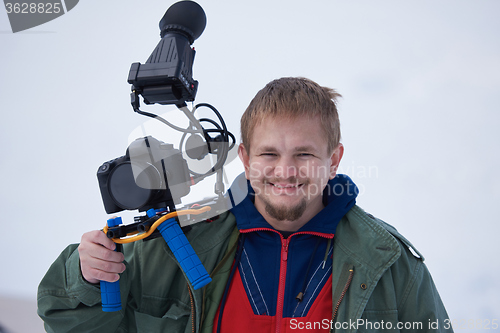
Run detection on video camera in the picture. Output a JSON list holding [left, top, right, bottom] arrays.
[[94, 0, 241, 312], [97, 136, 190, 214], [97, 1, 235, 216]]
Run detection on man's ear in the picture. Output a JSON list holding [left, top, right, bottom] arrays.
[[330, 143, 344, 179], [238, 143, 251, 179]]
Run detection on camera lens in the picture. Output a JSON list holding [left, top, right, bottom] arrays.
[[108, 162, 158, 210]]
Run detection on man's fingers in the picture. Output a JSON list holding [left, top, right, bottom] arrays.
[[81, 230, 116, 251], [87, 267, 122, 283], [79, 230, 126, 284], [88, 241, 124, 263], [81, 251, 126, 273]]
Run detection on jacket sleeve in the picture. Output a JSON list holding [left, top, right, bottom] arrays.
[[37, 244, 131, 332], [396, 255, 453, 332]]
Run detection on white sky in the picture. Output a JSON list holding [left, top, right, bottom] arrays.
[[1, 0, 499, 328]]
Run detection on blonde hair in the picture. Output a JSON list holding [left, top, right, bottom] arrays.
[[241, 77, 342, 153]]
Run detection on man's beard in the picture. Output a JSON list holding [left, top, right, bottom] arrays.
[[263, 196, 307, 221], [253, 176, 309, 221]]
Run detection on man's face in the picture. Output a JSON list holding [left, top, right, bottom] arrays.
[[238, 115, 343, 231]]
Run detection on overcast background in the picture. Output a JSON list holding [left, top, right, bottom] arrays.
[[1, 0, 499, 332]]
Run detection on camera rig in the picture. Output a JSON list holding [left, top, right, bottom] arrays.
[[95, 1, 237, 312], [97, 0, 235, 219]]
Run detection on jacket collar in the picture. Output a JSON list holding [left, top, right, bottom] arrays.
[[229, 174, 358, 234]]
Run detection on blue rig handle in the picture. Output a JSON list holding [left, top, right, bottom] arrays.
[[100, 217, 123, 312], [157, 217, 212, 289]]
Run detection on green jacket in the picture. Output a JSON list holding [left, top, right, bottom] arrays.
[[37, 206, 452, 332]]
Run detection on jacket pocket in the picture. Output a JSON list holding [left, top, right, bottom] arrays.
[[357, 310, 401, 333]]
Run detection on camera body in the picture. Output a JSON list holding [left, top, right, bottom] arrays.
[[97, 136, 191, 214]]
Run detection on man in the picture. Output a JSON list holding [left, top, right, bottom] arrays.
[[38, 77, 452, 332]]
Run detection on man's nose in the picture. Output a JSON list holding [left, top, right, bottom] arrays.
[[273, 156, 298, 180]]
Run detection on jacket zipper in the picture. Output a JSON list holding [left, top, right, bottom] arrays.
[[188, 283, 195, 333], [240, 228, 334, 333], [276, 236, 290, 333], [330, 266, 354, 333]]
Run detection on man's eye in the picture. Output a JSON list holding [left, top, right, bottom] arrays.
[[260, 153, 277, 156]]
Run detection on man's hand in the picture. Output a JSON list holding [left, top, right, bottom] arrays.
[[78, 230, 126, 284]]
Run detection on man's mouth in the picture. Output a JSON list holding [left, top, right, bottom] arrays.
[[269, 183, 302, 188], [264, 180, 306, 194]]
